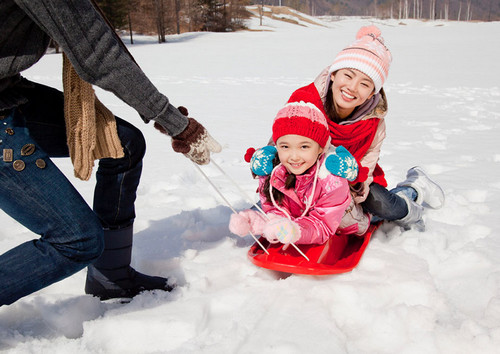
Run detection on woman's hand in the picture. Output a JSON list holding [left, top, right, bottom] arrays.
[[154, 106, 221, 165]]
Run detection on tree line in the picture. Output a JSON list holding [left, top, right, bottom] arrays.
[[96, 0, 251, 43], [366, 0, 475, 21], [258, 0, 499, 21], [95, 0, 498, 44]]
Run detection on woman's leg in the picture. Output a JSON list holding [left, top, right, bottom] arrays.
[[87, 119, 173, 300], [362, 182, 425, 230], [21, 81, 143, 229], [0, 109, 103, 306], [92, 118, 145, 229], [20, 81, 172, 300], [361, 183, 413, 221]]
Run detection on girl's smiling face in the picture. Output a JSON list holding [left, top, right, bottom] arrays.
[[276, 134, 323, 175], [331, 68, 375, 119]]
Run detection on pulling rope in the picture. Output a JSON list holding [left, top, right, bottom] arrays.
[[196, 160, 310, 261], [192, 162, 269, 255]]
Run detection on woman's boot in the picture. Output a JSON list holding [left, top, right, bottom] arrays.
[[394, 191, 425, 231], [396, 166, 445, 209], [85, 225, 174, 300]]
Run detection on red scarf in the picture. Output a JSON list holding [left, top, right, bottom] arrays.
[[288, 83, 387, 187], [329, 118, 387, 187]]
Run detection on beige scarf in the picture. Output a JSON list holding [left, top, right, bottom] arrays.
[[62, 53, 124, 181]]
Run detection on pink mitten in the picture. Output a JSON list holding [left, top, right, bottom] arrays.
[[229, 213, 251, 237], [263, 217, 301, 244], [229, 210, 267, 237]]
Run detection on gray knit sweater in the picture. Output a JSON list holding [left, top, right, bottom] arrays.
[[0, 0, 188, 136]]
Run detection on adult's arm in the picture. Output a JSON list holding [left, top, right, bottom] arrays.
[[14, 0, 188, 136]]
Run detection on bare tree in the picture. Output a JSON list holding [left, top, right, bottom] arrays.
[[152, 0, 166, 42], [466, 0, 472, 21], [487, 0, 493, 21], [126, 0, 139, 44], [174, 0, 181, 34]]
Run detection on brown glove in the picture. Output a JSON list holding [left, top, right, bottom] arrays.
[[154, 107, 221, 165]]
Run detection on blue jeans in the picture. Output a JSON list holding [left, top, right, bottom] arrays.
[[0, 82, 145, 305], [362, 183, 417, 223]]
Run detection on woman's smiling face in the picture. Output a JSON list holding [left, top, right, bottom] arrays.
[[331, 68, 375, 119]]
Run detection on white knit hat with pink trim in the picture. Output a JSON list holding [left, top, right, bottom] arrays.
[[329, 25, 392, 93]]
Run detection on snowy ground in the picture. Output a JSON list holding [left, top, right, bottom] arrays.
[[1, 10, 500, 354]]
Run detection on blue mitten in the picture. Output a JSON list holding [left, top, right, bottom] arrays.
[[324, 146, 359, 182], [250, 145, 277, 176]]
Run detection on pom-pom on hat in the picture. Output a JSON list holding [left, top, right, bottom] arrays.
[[272, 100, 330, 148], [329, 25, 392, 93]]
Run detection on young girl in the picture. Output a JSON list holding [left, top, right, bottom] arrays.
[[229, 98, 369, 245], [285, 25, 445, 230]]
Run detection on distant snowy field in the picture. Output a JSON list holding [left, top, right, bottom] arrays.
[[1, 9, 499, 354]]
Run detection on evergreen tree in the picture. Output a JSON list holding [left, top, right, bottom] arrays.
[[95, 0, 130, 29]]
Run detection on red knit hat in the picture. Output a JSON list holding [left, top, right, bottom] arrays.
[[272, 100, 330, 148]]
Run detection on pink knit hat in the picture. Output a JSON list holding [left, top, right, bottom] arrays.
[[329, 25, 392, 93], [272, 100, 330, 148]]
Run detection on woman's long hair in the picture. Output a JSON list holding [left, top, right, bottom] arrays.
[[324, 81, 343, 124]]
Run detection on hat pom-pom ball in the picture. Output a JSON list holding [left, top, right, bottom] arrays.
[[356, 25, 382, 40], [244, 147, 256, 163]]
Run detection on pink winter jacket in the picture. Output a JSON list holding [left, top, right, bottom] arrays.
[[258, 155, 352, 245]]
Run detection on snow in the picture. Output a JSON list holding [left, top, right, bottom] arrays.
[[1, 12, 500, 354]]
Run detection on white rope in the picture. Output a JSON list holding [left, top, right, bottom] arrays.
[[266, 164, 311, 261], [210, 161, 309, 261], [192, 162, 269, 255], [211, 160, 267, 216]]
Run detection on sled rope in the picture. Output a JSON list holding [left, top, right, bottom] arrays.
[[208, 161, 310, 261], [211, 160, 266, 215], [192, 162, 269, 255]]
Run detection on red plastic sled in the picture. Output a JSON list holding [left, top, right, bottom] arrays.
[[247, 223, 379, 275]]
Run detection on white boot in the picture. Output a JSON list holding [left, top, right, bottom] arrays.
[[394, 191, 425, 231], [397, 166, 445, 209]]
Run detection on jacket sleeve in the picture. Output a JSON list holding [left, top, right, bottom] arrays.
[[14, 0, 188, 136], [260, 176, 351, 245], [338, 197, 370, 236], [354, 119, 386, 203]]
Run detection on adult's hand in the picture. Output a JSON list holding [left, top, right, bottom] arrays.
[[154, 107, 221, 165]]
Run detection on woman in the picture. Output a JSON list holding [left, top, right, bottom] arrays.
[[286, 25, 445, 230]]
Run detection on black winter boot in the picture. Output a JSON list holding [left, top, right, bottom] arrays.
[[85, 225, 174, 300]]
